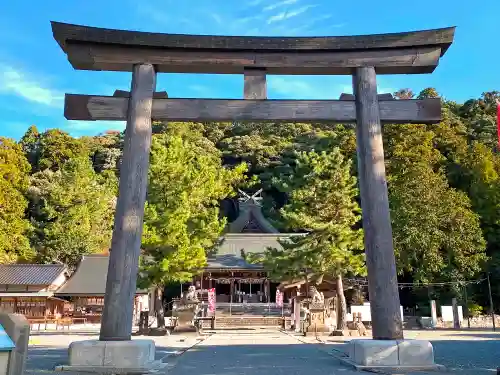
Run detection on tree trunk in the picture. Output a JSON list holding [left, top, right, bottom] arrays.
[[336, 274, 347, 330], [155, 286, 165, 328]]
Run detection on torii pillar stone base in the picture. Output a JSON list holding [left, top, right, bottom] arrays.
[[56, 340, 166, 374]]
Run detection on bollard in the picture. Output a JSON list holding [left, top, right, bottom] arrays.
[[0, 314, 30, 375], [0, 323, 15, 375]]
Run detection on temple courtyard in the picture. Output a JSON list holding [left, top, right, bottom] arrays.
[[25, 329, 500, 375]]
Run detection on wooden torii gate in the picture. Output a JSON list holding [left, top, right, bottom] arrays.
[[51, 22, 454, 342]]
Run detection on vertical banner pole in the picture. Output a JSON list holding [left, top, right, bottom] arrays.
[[487, 273, 496, 331]]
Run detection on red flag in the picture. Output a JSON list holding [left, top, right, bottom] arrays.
[[497, 101, 500, 148]]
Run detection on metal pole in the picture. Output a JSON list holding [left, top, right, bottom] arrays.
[[230, 279, 233, 316], [463, 284, 470, 329], [487, 273, 496, 331]]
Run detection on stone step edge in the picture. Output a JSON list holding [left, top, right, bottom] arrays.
[[55, 360, 167, 374]]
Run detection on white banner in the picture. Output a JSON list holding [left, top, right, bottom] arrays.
[[276, 289, 283, 307], [208, 288, 216, 314]]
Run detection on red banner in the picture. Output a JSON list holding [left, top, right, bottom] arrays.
[[276, 289, 283, 307], [497, 102, 500, 148], [208, 288, 216, 314]]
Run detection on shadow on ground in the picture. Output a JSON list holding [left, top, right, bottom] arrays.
[[26, 344, 187, 371], [26, 336, 500, 375], [30, 331, 99, 336]]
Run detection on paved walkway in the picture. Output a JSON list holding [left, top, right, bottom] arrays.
[[166, 330, 358, 375], [25, 329, 500, 375]]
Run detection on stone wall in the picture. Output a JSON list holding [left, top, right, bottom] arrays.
[[437, 314, 499, 329], [405, 314, 500, 329]]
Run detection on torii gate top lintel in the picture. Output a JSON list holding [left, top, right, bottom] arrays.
[[51, 21, 455, 75]]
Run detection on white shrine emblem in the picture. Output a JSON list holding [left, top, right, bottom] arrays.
[[238, 189, 263, 206]]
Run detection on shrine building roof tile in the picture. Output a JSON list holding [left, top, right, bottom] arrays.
[[55, 254, 147, 296], [0, 264, 67, 286]]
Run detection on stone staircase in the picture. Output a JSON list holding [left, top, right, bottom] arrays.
[[215, 302, 291, 317], [199, 303, 292, 329], [201, 314, 292, 329]]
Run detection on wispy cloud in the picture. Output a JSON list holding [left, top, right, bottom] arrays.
[[210, 13, 223, 25], [263, 0, 299, 11], [0, 65, 64, 107], [268, 76, 397, 100], [267, 5, 317, 24], [268, 76, 350, 99], [248, 0, 266, 6], [63, 120, 126, 137], [187, 85, 216, 97]]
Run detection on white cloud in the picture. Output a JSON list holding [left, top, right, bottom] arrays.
[[268, 76, 350, 99], [0, 65, 64, 107], [211, 13, 223, 25], [267, 5, 316, 24], [263, 0, 299, 11], [64, 120, 126, 136], [248, 0, 266, 5]]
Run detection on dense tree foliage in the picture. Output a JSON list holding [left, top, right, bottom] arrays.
[[0, 138, 33, 263], [139, 123, 246, 287], [2, 88, 500, 312], [27, 157, 117, 268]]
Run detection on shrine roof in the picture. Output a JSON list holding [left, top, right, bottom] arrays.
[[55, 254, 147, 296], [206, 233, 297, 270], [0, 264, 67, 286]]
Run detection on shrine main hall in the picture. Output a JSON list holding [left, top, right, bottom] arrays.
[[194, 190, 297, 305]]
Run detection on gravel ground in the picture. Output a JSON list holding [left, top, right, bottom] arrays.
[[24, 329, 500, 375]]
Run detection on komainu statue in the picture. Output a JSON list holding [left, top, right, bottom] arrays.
[[184, 285, 199, 303], [303, 285, 330, 336], [172, 285, 202, 333], [309, 285, 325, 304]]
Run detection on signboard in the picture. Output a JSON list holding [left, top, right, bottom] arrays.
[[441, 305, 463, 322], [276, 289, 283, 307], [349, 303, 404, 322], [0, 323, 14, 352], [208, 288, 216, 315]]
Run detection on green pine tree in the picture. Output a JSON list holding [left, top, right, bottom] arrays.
[[246, 148, 365, 329], [138, 123, 246, 326]]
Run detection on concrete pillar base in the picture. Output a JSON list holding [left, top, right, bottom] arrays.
[[55, 339, 166, 374], [338, 339, 444, 372]]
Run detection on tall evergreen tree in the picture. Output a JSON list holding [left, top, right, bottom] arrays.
[[246, 149, 364, 329], [138, 123, 246, 326], [28, 157, 117, 268], [385, 124, 487, 289], [0, 138, 33, 263]]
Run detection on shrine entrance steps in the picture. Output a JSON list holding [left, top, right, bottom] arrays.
[[201, 315, 292, 329], [215, 302, 291, 317]]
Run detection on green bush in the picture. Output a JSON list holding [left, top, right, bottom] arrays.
[[467, 303, 484, 317]]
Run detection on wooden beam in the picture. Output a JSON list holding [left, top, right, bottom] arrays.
[[64, 43, 443, 75], [99, 64, 156, 341], [113, 89, 168, 98], [244, 69, 266, 99], [340, 93, 394, 101], [52, 22, 455, 54], [64, 95, 442, 124], [353, 66, 403, 340]]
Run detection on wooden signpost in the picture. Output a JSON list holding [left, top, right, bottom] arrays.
[[51, 22, 454, 344]]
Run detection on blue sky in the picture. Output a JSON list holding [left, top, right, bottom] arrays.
[[1, 0, 499, 139]]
